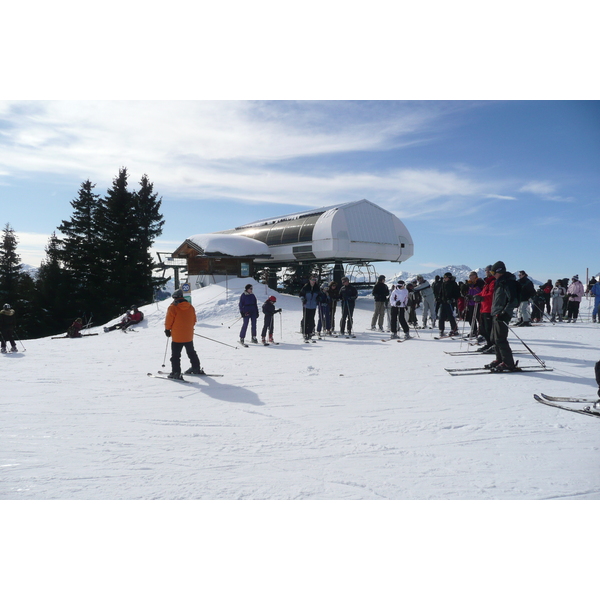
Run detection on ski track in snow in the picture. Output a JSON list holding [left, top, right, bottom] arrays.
[[2, 280, 599, 500]]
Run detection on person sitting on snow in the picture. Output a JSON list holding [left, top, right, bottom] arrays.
[[104, 306, 144, 332]]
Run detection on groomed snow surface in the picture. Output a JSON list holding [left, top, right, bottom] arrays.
[[3, 278, 599, 501]]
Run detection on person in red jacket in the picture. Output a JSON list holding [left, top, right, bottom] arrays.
[[164, 289, 202, 379], [475, 265, 496, 354]]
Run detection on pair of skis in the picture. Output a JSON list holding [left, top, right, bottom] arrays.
[[147, 371, 223, 384], [445, 364, 553, 376], [534, 393, 600, 419]]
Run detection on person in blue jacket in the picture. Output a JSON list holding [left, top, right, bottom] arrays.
[[591, 278, 600, 323], [239, 283, 259, 344], [300, 276, 320, 340]]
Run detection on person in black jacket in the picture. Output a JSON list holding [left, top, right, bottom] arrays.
[[486, 261, 520, 372], [339, 277, 358, 336], [261, 296, 282, 343], [516, 271, 535, 327], [0, 304, 18, 352], [370, 275, 389, 331], [437, 273, 459, 337]]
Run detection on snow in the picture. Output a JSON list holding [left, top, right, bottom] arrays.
[[4, 279, 599, 596], [186, 233, 270, 256], [3, 279, 599, 499]]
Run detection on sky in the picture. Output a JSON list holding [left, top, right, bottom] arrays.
[[1, 100, 598, 282], [1, 3, 598, 285]]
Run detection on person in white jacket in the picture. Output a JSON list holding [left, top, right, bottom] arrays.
[[389, 280, 411, 340], [566, 275, 585, 322]]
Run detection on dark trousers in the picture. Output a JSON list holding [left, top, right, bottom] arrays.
[[302, 308, 316, 337], [340, 302, 355, 333], [240, 315, 257, 339], [566, 300, 580, 320], [1, 329, 16, 350], [491, 318, 515, 367], [171, 340, 200, 374], [261, 314, 274, 338], [317, 304, 331, 332], [391, 306, 409, 334], [480, 312, 493, 346], [438, 302, 457, 334]]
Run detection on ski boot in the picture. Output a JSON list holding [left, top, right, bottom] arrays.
[[184, 367, 205, 375], [251, 337, 259, 344], [484, 359, 502, 370], [268, 335, 275, 343], [490, 361, 522, 373], [168, 372, 184, 380], [390, 333, 399, 339], [404, 332, 412, 340]]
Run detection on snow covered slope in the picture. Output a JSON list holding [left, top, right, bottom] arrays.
[[2, 279, 599, 500]]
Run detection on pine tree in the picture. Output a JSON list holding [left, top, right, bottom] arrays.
[[34, 233, 73, 336], [0, 223, 23, 307], [57, 179, 102, 314], [131, 174, 166, 302]]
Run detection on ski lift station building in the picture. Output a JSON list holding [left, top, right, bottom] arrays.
[[171, 199, 414, 286]]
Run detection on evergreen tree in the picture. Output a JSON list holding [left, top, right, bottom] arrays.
[[131, 174, 166, 302], [0, 223, 23, 307], [57, 179, 102, 314], [34, 233, 73, 336]]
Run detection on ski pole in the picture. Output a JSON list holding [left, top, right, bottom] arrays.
[[161, 336, 170, 367], [279, 310, 283, 341], [508, 325, 547, 368], [194, 333, 239, 349], [223, 315, 242, 328]]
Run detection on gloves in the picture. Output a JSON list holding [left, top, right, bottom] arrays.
[[276, 308, 282, 313], [164, 329, 171, 337], [473, 295, 482, 303], [395, 301, 401, 307]]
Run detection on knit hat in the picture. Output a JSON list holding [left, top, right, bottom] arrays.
[[572, 275, 579, 281], [172, 289, 184, 299], [491, 261, 506, 274], [443, 272, 452, 278]]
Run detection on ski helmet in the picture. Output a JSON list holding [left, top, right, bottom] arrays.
[[2, 304, 10, 310], [268, 296, 276, 302], [172, 289, 184, 299], [130, 305, 138, 311]]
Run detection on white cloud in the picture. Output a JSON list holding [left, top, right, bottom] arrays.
[[519, 181, 556, 195]]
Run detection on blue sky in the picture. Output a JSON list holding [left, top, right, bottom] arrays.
[[1, 100, 598, 282]]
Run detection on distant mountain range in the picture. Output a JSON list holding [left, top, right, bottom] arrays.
[[385, 265, 544, 286]]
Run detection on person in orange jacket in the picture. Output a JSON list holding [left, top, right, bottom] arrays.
[[164, 289, 202, 379]]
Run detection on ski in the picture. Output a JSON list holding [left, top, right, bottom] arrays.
[[446, 366, 553, 376], [444, 350, 526, 356], [147, 372, 198, 385], [534, 395, 600, 419], [237, 341, 249, 348], [157, 370, 223, 378], [540, 393, 596, 403], [52, 333, 99, 339]]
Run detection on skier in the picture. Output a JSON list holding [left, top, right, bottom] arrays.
[[164, 289, 202, 379], [413, 275, 435, 329], [515, 271, 535, 327], [591, 278, 600, 323], [437, 272, 460, 337], [239, 283, 259, 345], [327, 281, 340, 334], [0, 303, 18, 353], [339, 277, 358, 337], [486, 261, 520, 372], [565, 275, 585, 322], [104, 306, 144, 332], [316, 283, 332, 336], [389, 280, 411, 340], [261, 296, 282, 344], [465, 271, 484, 337], [474, 266, 495, 353], [370, 275, 389, 331], [67, 318, 84, 338], [550, 281, 566, 322], [299, 276, 320, 341]]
